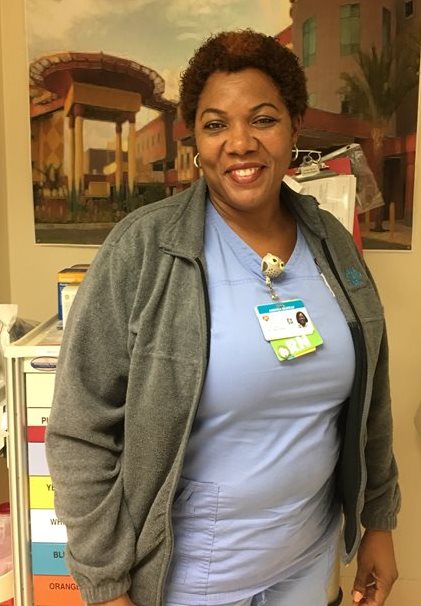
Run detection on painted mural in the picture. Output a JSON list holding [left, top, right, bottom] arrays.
[[26, 0, 419, 248]]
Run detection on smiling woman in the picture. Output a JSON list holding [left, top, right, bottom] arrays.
[[46, 29, 399, 606]]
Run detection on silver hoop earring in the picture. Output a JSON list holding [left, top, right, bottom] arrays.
[[292, 144, 299, 162], [193, 153, 201, 169]]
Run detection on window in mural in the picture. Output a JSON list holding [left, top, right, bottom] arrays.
[[383, 8, 392, 48], [404, 0, 415, 18], [303, 17, 316, 67], [340, 3, 360, 55]]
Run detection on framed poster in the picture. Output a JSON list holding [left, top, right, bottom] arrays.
[[26, 0, 420, 249]]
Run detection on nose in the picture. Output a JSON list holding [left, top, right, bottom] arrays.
[[225, 122, 258, 155]]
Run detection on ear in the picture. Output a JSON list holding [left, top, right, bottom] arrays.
[[291, 117, 302, 143]]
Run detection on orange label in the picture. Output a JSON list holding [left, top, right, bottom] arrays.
[[33, 575, 84, 606]]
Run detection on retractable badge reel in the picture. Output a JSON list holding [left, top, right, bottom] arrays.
[[261, 253, 285, 300]]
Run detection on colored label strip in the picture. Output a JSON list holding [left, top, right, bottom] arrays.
[[32, 542, 69, 576], [29, 476, 55, 509], [32, 574, 84, 606], [27, 426, 46, 443], [30, 509, 67, 543], [28, 443, 49, 476]]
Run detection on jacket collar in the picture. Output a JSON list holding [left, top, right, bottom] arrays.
[[159, 178, 208, 258], [159, 177, 327, 257]]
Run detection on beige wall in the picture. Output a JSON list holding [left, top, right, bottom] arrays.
[[340, 234, 421, 601], [0, 2, 11, 504], [1, 0, 421, 603], [0, 6, 11, 304]]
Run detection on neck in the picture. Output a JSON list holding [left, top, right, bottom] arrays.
[[210, 197, 297, 260]]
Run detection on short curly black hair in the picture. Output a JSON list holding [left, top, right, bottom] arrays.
[[179, 29, 308, 129]]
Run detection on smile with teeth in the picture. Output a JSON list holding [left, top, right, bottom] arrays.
[[232, 167, 260, 177], [227, 165, 265, 184]]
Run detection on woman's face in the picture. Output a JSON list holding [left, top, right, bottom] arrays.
[[194, 68, 298, 216], [296, 312, 307, 326]]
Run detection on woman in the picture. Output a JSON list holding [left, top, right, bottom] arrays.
[[46, 31, 399, 606], [296, 311, 309, 328]]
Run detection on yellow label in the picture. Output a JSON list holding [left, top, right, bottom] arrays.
[[30, 476, 55, 509]]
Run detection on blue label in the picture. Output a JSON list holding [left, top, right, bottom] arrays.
[[256, 300, 304, 314], [31, 543, 70, 575]]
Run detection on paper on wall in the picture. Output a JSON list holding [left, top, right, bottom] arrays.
[[297, 175, 357, 234]]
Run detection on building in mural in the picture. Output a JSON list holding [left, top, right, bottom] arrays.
[[288, 0, 420, 249], [30, 52, 177, 237]]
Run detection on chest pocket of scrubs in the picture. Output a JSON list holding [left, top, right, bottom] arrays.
[[169, 478, 219, 590]]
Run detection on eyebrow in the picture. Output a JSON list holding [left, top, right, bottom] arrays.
[[199, 102, 281, 120]]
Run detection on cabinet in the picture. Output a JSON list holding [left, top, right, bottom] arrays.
[[5, 318, 83, 606]]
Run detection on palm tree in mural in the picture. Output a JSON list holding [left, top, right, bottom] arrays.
[[339, 41, 419, 231]]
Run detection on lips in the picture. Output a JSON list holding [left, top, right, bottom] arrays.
[[226, 163, 265, 184]]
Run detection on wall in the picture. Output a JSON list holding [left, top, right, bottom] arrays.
[[0, 6, 11, 304], [0, 1, 10, 505], [340, 209, 421, 601], [0, 1, 97, 322], [1, 1, 421, 604]]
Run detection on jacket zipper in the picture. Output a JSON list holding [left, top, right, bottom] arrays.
[[321, 239, 368, 561], [195, 257, 211, 367], [157, 254, 211, 605]]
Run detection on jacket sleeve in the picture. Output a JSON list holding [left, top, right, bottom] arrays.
[[360, 264, 401, 531], [45, 229, 140, 604]]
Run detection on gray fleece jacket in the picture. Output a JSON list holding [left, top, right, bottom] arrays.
[[46, 178, 400, 605]]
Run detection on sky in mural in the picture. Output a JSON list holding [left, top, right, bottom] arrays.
[[27, 0, 290, 68], [27, 0, 291, 148]]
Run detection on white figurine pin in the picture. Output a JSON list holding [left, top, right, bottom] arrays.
[[261, 253, 285, 300]]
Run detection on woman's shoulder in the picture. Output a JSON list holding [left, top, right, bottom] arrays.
[[102, 179, 207, 250]]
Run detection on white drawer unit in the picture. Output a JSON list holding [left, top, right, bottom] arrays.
[[24, 374, 55, 409], [5, 318, 84, 606]]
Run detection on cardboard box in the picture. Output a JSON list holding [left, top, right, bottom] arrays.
[[57, 265, 89, 322]]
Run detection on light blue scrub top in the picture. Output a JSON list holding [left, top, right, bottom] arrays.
[[165, 201, 356, 605]]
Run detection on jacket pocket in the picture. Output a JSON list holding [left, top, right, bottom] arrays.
[[167, 478, 219, 591]]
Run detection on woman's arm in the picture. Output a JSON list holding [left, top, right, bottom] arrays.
[[352, 529, 398, 605]]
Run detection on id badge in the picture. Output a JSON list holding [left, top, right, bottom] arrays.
[[255, 299, 314, 341], [255, 299, 324, 362]]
